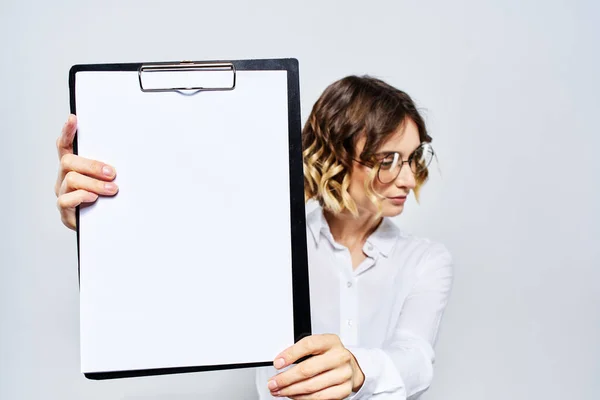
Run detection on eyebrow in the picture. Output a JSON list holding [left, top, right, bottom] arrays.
[[374, 145, 423, 158], [374, 150, 405, 158]]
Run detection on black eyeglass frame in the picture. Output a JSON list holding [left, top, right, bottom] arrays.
[[352, 142, 435, 184]]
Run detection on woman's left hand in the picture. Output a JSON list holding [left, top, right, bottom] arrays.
[[267, 334, 365, 399]]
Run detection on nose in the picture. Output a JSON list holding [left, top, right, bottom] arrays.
[[394, 161, 416, 190]]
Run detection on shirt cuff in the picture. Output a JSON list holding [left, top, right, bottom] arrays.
[[346, 347, 407, 399]]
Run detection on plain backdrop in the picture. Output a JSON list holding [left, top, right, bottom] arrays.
[[1, 0, 598, 399]]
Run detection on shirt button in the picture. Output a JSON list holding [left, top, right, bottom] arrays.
[[347, 319, 353, 327], [346, 281, 353, 288]]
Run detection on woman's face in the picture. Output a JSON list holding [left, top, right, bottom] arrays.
[[348, 118, 421, 218]]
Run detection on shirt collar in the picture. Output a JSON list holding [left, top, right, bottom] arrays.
[[307, 204, 400, 257]]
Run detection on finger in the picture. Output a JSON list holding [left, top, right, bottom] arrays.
[[273, 334, 340, 370], [57, 190, 99, 230], [56, 114, 77, 160], [267, 364, 352, 396], [288, 382, 353, 400], [270, 349, 349, 390], [59, 170, 119, 198], [279, 375, 353, 400], [57, 154, 117, 198], [56, 153, 116, 197], [60, 153, 116, 181], [57, 189, 99, 210]]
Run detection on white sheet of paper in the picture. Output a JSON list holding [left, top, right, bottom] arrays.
[[75, 69, 295, 373]]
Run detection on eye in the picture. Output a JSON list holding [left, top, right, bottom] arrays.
[[409, 144, 434, 173], [379, 153, 399, 170]]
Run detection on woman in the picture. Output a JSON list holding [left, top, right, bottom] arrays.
[[55, 75, 453, 400]]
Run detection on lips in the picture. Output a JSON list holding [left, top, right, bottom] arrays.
[[389, 195, 408, 205]]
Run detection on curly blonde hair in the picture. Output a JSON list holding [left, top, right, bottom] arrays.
[[303, 75, 432, 218]]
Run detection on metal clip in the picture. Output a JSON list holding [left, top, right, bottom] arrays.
[[138, 61, 236, 94]]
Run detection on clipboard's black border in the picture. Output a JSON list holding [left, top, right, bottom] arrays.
[[69, 58, 312, 380]]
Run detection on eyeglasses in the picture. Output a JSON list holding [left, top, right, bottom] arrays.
[[353, 142, 435, 184]]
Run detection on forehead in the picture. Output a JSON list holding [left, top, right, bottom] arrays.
[[379, 119, 421, 152], [356, 118, 421, 154]]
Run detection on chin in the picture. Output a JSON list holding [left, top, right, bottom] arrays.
[[381, 204, 405, 217], [357, 199, 405, 218]]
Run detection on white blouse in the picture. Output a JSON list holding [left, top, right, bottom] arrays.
[[255, 205, 454, 399]]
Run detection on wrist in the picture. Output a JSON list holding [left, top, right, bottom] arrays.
[[349, 352, 365, 392]]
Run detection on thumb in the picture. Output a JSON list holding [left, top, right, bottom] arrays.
[[57, 114, 77, 159]]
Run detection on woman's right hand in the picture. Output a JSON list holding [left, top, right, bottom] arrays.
[[54, 114, 119, 231]]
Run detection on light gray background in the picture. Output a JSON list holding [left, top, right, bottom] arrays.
[[1, 0, 598, 399]]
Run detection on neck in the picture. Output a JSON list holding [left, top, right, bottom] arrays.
[[323, 208, 383, 250]]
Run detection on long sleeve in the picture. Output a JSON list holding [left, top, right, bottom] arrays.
[[255, 365, 285, 399], [346, 244, 454, 399]]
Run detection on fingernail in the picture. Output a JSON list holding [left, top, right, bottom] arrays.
[[102, 166, 114, 176], [87, 193, 99, 202], [105, 183, 116, 191], [274, 358, 285, 369], [267, 380, 278, 390]]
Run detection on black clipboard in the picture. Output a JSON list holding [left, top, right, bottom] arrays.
[[69, 58, 311, 380]]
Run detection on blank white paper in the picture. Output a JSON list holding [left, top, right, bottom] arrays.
[[75, 69, 295, 374]]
